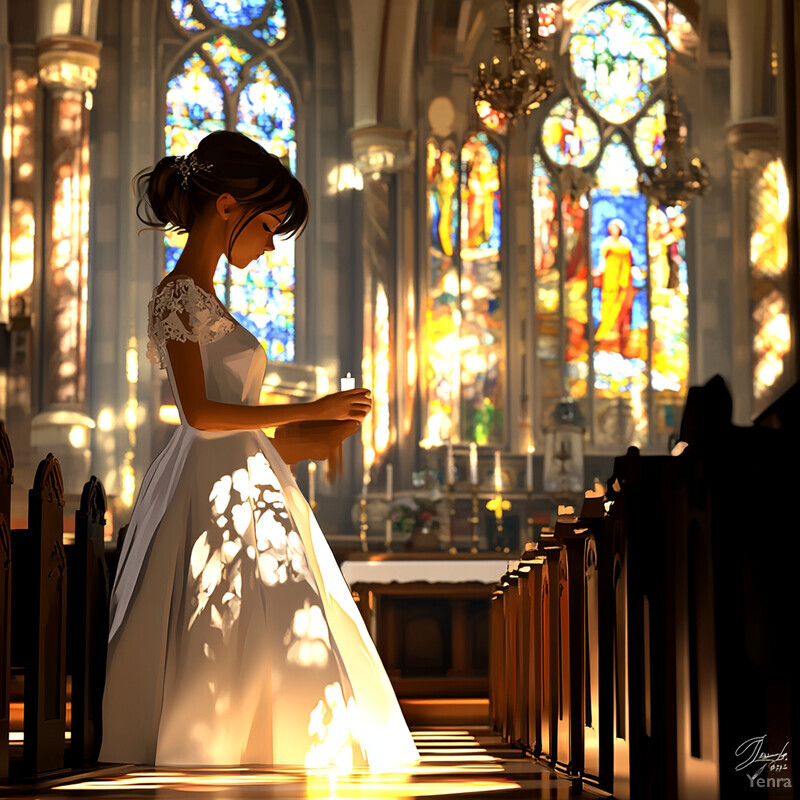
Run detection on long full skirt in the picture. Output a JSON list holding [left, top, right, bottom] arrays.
[[99, 426, 418, 769]]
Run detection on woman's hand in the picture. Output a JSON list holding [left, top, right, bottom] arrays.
[[310, 389, 372, 421]]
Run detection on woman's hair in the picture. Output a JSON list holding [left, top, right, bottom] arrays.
[[134, 131, 309, 257]]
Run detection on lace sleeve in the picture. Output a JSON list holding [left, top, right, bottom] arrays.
[[146, 276, 236, 369]]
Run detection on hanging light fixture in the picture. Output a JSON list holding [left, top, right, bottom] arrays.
[[638, 2, 708, 208], [472, 1, 558, 124]]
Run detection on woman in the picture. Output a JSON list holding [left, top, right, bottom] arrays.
[[593, 218, 636, 350], [100, 131, 418, 770]]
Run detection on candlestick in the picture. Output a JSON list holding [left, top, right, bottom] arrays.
[[526, 444, 534, 492], [308, 461, 316, 508], [448, 480, 457, 555], [446, 439, 454, 485], [362, 468, 369, 501], [359, 497, 369, 553], [469, 442, 478, 485], [470, 483, 480, 553], [526, 488, 534, 543], [386, 463, 393, 502], [340, 372, 355, 391], [493, 450, 502, 492]]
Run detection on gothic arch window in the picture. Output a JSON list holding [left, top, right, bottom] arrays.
[[532, 0, 693, 450], [165, 0, 297, 361], [423, 132, 505, 446]]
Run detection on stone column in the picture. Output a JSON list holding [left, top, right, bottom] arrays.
[[351, 126, 414, 489], [726, 0, 793, 419], [30, 35, 100, 494]]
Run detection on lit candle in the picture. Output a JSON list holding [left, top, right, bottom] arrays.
[[308, 461, 317, 506], [385, 515, 392, 548], [469, 442, 478, 485], [340, 372, 355, 391], [494, 450, 502, 492], [526, 444, 534, 492], [446, 440, 455, 485], [386, 463, 393, 502]]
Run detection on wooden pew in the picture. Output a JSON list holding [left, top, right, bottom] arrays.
[[66, 476, 110, 766], [502, 567, 519, 744], [524, 551, 546, 759], [514, 544, 538, 755], [537, 531, 561, 768], [489, 585, 505, 736], [579, 494, 614, 793], [0, 421, 13, 780], [11, 453, 68, 776], [553, 512, 590, 779]]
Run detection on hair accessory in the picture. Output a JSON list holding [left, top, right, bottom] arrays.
[[175, 151, 214, 190]]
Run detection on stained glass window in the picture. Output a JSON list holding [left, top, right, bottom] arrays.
[[569, 1, 666, 124], [423, 140, 461, 445], [634, 99, 666, 166], [424, 134, 504, 446], [532, 1, 694, 451], [541, 97, 601, 167], [751, 159, 791, 400], [172, 0, 206, 31], [165, 0, 296, 361]]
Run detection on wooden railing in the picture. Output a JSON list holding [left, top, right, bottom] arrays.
[[490, 377, 795, 799], [0, 421, 110, 780]]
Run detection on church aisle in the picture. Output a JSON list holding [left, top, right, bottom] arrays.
[[2, 728, 599, 799]]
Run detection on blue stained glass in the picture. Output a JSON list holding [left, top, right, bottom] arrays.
[[252, 0, 287, 45], [165, 53, 226, 154], [201, 34, 252, 93], [201, 0, 266, 27], [236, 60, 296, 173], [171, 0, 206, 31], [569, 1, 666, 124]]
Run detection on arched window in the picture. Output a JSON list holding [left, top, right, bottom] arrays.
[[532, 0, 692, 450], [424, 132, 505, 446], [165, 0, 297, 362]]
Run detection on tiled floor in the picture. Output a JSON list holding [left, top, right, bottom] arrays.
[[1, 729, 599, 799]]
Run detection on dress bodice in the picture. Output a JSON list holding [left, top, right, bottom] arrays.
[[146, 275, 267, 424]]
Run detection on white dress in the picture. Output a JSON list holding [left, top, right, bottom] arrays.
[[99, 275, 418, 769]]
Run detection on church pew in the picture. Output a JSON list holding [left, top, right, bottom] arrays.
[[513, 544, 538, 754], [524, 551, 545, 759], [65, 476, 109, 766], [501, 567, 519, 744], [10, 453, 68, 776], [0, 421, 13, 780], [609, 447, 681, 800], [676, 377, 794, 798], [552, 514, 590, 779], [579, 495, 615, 793], [489, 585, 505, 735], [536, 532, 561, 768]]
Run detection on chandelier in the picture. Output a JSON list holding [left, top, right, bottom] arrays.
[[472, 1, 557, 123], [637, 4, 708, 208]]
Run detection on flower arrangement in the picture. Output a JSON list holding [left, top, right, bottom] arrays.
[[388, 470, 443, 534]]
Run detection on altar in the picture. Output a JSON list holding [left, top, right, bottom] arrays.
[[341, 553, 510, 699]]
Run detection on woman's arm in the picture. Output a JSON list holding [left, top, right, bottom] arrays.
[[166, 338, 370, 431], [271, 420, 360, 465]]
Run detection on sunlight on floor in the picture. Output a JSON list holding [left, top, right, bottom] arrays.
[[52, 730, 522, 798]]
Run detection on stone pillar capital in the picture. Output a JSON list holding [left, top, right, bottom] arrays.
[[37, 35, 101, 92], [350, 126, 415, 176], [726, 117, 779, 164]]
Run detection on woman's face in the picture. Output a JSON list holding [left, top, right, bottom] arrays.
[[225, 201, 292, 269], [607, 222, 622, 238]]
